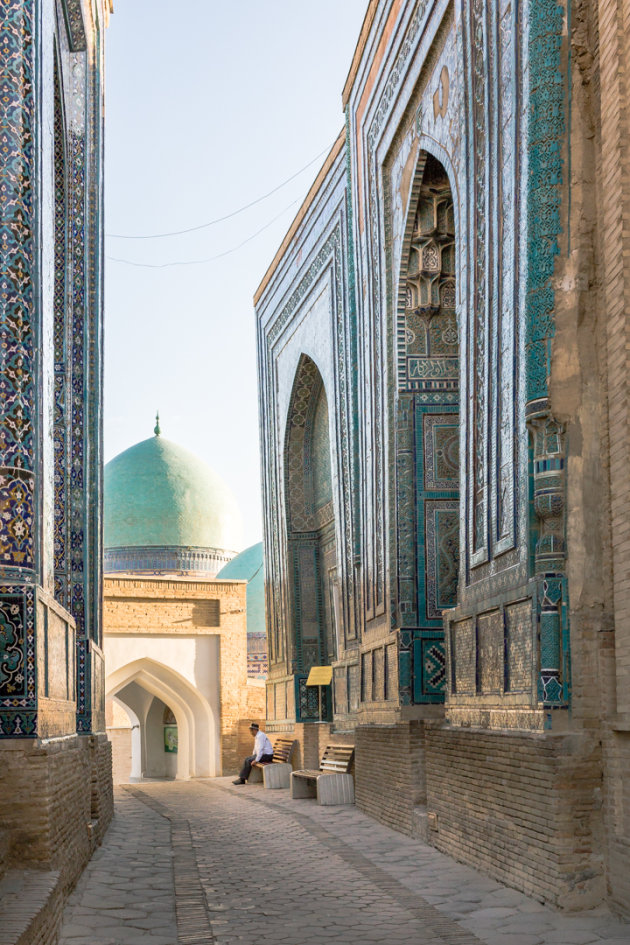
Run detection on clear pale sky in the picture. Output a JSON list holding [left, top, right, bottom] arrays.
[[104, 1, 368, 548]]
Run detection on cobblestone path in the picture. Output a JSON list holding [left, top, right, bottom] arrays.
[[59, 780, 630, 945]]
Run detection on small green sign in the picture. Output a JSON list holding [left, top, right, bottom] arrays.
[[164, 725, 178, 753]]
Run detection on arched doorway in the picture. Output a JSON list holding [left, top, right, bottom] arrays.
[[106, 657, 217, 780], [285, 355, 338, 719], [395, 152, 459, 704]]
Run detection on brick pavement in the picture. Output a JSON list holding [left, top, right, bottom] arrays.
[[59, 780, 630, 945]]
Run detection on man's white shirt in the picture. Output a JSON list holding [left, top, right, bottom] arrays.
[[253, 730, 273, 761]]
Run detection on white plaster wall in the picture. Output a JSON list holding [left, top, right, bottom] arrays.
[[105, 634, 221, 777], [105, 635, 220, 720]]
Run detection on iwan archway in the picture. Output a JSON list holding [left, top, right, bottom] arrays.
[[393, 151, 459, 705], [284, 354, 339, 720], [106, 657, 218, 781]]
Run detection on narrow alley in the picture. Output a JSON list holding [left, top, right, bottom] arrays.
[[59, 783, 630, 945]]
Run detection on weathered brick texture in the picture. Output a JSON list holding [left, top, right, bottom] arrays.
[[0, 736, 112, 889], [355, 723, 426, 835], [425, 726, 604, 909]]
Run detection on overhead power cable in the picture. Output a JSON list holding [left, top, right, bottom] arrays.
[[106, 143, 332, 240], [106, 199, 298, 269]]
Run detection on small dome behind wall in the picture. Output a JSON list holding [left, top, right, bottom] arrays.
[[216, 542, 267, 678]]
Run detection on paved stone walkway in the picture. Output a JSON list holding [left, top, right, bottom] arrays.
[[59, 779, 630, 945]]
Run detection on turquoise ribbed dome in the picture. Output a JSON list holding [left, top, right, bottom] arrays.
[[104, 434, 243, 552], [216, 542, 265, 635]]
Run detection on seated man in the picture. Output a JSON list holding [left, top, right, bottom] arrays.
[[233, 722, 273, 784]]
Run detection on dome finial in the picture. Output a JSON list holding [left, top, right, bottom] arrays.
[[154, 411, 161, 436]]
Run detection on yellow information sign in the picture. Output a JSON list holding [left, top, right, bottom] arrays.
[[306, 666, 333, 686]]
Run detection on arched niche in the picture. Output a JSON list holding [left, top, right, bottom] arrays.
[[284, 355, 339, 684], [106, 657, 217, 779], [394, 151, 460, 705]]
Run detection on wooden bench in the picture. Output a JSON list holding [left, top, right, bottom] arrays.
[[290, 744, 355, 805], [248, 737, 296, 789]]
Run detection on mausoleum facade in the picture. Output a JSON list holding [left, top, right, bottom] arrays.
[[256, 0, 630, 914], [0, 0, 113, 935]]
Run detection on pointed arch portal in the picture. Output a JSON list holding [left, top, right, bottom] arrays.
[[284, 354, 339, 719], [394, 151, 460, 704], [106, 657, 217, 780]]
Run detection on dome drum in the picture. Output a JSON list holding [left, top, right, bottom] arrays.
[[105, 545, 236, 577]]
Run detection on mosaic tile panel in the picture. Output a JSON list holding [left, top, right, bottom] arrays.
[[424, 499, 459, 619], [285, 356, 326, 533], [414, 634, 446, 702], [365, 0, 433, 617], [396, 395, 418, 625], [53, 59, 70, 608], [310, 384, 333, 513], [469, 0, 491, 557], [285, 353, 338, 676], [61, 0, 87, 51], [393, 153, 458, 704], [399, 628, 445, 705], [525, 0, 565, 403], [0, 0, 36, 572], [477, 610, 503, 694], [0, 586, 36, 735], [423, 414, 459, 490], [291, 542, 323, 672], [494, 0, 518, 551], [295, 674, 330, 722], [505, 599, 533, 693]]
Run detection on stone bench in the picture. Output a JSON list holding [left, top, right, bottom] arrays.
[[290, 744, 355, 805], [248, 737, 296, 789]]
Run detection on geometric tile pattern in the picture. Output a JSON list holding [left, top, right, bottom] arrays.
[[0, 585, 36, 735], [424, 499, 459, 619], [61, 0, 87, 52], [53, 60, 70, 607], [0, 1, 103, 738], [399, 629, 445, 705], [394, 156, 459, 704], [0, 0, 36, 573]]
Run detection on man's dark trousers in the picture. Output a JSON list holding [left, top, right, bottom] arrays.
[[240, 753, 273, 781]]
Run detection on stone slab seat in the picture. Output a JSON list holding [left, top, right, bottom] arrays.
[[248, 737, 296, 789], [290, 744, 355, 805]]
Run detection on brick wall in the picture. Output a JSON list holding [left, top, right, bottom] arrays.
[[425, 725, 604, 909], [596, 0, 630, 918], [603, 729, 630, 914], [355, 722, 426, 835], [0, 735, 112, 890]]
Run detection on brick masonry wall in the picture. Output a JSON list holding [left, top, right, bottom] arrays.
[[603, 729, 630, 915], [596, 0, 630, 918], [105, 576, 250, 778], [0, 735, 112, 891], [425, 725, 604, 909], [355, 722, 426, 836]]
